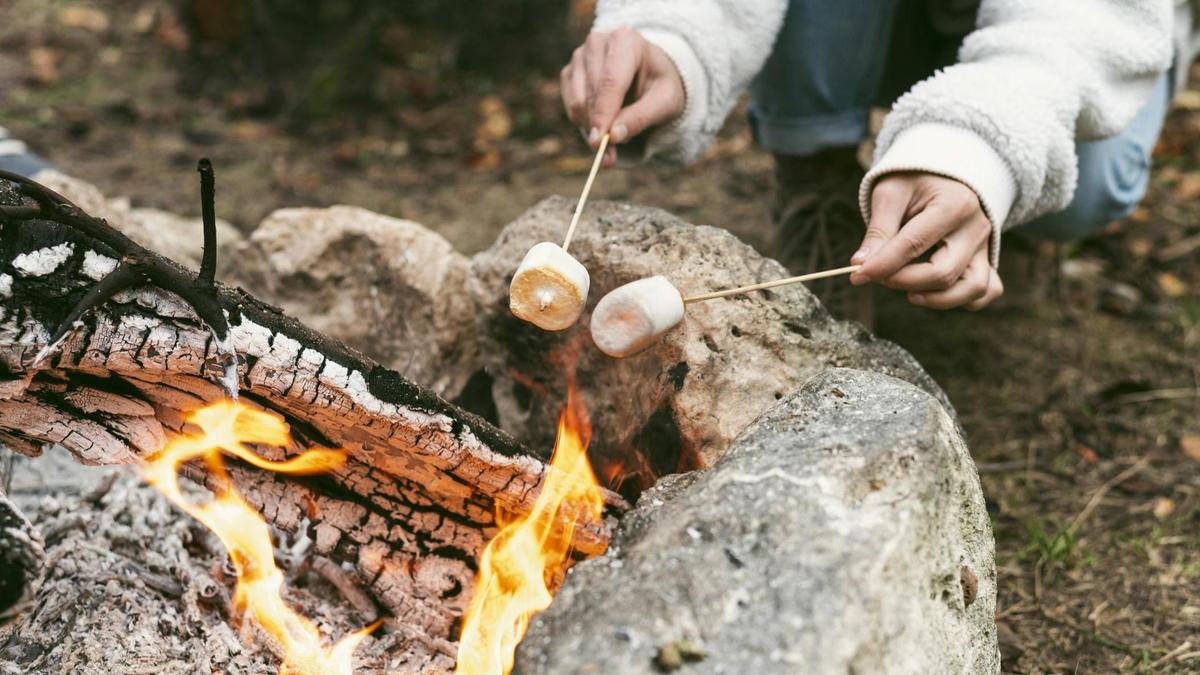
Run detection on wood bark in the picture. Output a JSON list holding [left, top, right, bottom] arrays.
[[0, 173, 620, 667]]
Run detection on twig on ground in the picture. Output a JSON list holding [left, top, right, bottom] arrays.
[[1066, 456, 1151, 536], [1148, 641, 1193, 670], [1157, 232, 1200, 262], [1104, 388, 1199, 407]]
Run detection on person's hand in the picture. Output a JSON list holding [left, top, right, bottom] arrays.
[[561, 27, 686, 166], [850, 173, 1004, 310]]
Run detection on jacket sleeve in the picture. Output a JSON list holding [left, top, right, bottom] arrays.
[[859, 0, 1174, 266], [593, 0, 789, 163]]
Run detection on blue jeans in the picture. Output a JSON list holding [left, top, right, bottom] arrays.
[[748, 0, 1171, 241], [0, 126, 50, 178]]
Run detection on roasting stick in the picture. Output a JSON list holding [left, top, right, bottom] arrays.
[[591, 264, 863, 358], [561, 132, 610, 252], [682, 264, 862, 303], [508, 132, 610, 330]]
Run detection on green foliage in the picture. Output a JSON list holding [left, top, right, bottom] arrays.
[[1018, 519, 1092, 568]]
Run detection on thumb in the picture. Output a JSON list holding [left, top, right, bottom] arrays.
[[851, 179, 911, 281], [610, 81, 684, 143]]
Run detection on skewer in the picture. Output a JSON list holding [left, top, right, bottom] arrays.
[[509, 132, 610, 330], [682, 265, 861, 304], [561, 132, 610, 252], [591, 264, 863, 358]]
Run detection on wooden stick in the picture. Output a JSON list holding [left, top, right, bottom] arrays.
[[562, 132, 610, 252], [683, 265, 861, 304]]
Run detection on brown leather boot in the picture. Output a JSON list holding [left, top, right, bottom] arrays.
[[771, 148, 875, 328]]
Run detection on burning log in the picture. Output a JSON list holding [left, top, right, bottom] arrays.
[[0, 168, 622, 671]]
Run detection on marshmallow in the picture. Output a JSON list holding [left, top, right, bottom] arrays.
[[509, 242, 590, 331], [590, 276, 685, 358]]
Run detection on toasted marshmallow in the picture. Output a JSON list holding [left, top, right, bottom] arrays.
[[509, 242, 590, 331], [590, 275, 684, 358]]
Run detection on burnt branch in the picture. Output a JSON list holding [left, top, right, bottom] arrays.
[[197, 159, 218, 289], [0, 169, 623, 666]]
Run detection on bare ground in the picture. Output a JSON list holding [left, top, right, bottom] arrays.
[[1, 2, 1198, 673]]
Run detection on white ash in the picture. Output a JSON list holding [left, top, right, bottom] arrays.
[[0, 273, 12, 298], [12, 242, 74, 277], [81, 250, 118, 281]]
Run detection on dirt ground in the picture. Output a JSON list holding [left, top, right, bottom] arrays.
[[2, 2, 1198, 673]]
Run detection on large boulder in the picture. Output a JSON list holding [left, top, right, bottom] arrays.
[[516, 368, 999, 675], [470, 197, 950, 485], [236, 205, 480, 398]]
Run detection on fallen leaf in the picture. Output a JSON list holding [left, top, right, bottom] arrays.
[[1127, 206, 1151, 224], [1182, 435, 1200, 462], [156, 11, 191, 52], [1127, 237, 1153, 258], [467, 148, 501, 170], [1153, 497, 1176, 521], [229, 121, 275, 142], [1073, 443, 1098, 464], [475, 95, 512, 145], [1157, 272, 1187, 299], [132, 5, 157, 33], [556, 155, 593, 173], [1174, 89, 1200, 110], [27, 46, 62, 86], [1175, 173, 1200, 201], [59, 6, 110, 32]]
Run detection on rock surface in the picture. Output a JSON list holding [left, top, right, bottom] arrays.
[[516, 368, 999, 675], [470, 197, 951, 486], [236, 205, 479, 398]]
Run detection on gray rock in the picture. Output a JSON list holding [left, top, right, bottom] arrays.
[[469, 197, 950, 478], [238, 205, 480, 398], [515, 368, 999, 675]]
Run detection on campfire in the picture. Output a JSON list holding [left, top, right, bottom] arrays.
[[140, 399, 376, 674], [139, 390, 603, 675], [456, 384, 605, 674]]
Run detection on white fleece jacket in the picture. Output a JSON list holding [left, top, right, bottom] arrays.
[[593, 0, 1176, 265]]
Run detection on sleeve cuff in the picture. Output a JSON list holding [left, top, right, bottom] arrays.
[[858, 123, 1018, 267], [636, 28, 709, 161]]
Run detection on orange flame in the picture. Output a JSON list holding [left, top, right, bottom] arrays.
[[454, 386, 606, 675], [141, 399, 377, 675]]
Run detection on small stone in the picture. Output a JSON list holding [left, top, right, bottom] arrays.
[[961, 565, 979, 607], [654, 640, 705, 672]]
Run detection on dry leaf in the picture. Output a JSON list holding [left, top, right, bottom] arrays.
[[156, 11, 191, 52], [59, 6, 110, 32], [132, 5, 157, 33], [1174, 174, 1200, 201], [1127, 238, 1153, 258], [556, 155, 593, 173], [1153, 497, 1176, 521], [467, 149, 501, 170], [1157, 272, 1187, 299], [229, 121, 275, 142], [27, 46, 62, 86], [475, 95, 512, 145], [1182, 435, 1200, 462], [1174, 89, 1200, 110], [1127, 206, 1151, 224], [1073, 443, 1098, 464]]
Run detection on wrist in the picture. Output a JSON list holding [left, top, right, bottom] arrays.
[[860, 123, 1016, 267]]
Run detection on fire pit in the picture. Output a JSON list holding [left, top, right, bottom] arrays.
[[0, 169, 1000, 673]]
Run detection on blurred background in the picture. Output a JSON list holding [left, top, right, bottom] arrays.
[[1, 1, 1198, 672]]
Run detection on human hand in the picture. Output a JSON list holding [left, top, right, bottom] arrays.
[[561, 27, 686, 167], [850, 173, 1004, 310]]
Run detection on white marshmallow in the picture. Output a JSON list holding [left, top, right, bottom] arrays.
[[590, 276, 685, 358], [509, 242, 590, 331]]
